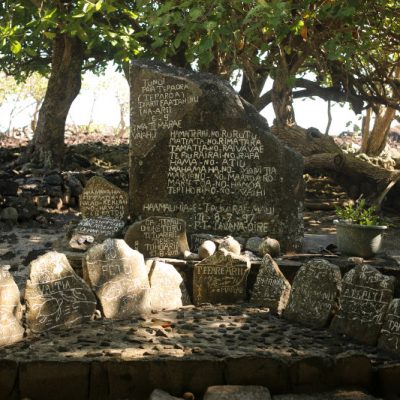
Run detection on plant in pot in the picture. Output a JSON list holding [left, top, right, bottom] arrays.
[[334, 199, 387, 258]]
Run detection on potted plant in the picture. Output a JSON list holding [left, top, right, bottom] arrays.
[[334, 199, 387, 258]]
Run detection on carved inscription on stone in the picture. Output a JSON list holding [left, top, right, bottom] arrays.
[[193, 249, 250, 305], [131, 75, 200, 156], [0, 266, 24, 346], [143, 202, 275, 236], [25, 252, 97, 333], [70, 217, 125, 250], [168, 129, 276, 197], [83, 239, 151, 319], [284, 259, 341, 329], [330, 265, 395, 346], [124, 216, 189, 258], [250, 254, 291, 314], [379, 299, 400, 356], [80, 176, 128, 220], [129, 60, 304, 252]]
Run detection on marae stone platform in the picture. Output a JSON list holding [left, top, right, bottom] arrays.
[[1, 305, 399, 400]]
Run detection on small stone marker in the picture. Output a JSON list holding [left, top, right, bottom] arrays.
[[203, 385, 271, 400], [124, 216, 189, 258], [198, 240, 217, 260], [80, 176, 128, 220], [284, 259, 341, 329], [193, 249, 250, 305], [146, 260, 191, 311], [83, 239, 151, 319], [218, 236, 241, 255], [0, 265, 24, 346], [379, 299, 400, 356], [250, 254, 291, 314], [69, 217, 125, 250], [25, 252, 96, 333], [259, 237, 281, 258], [245, 236, 263, 254], [330, 264, 395, 346], [129, 60, 304, 252], [190, 233, 218, 252]]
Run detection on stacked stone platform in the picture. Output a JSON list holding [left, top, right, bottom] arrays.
[[1, 305, 399, 400]]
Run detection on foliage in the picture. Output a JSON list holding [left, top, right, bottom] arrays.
[[335, 198, 385, 226], [135, 0, 400, 115], [0, 0, 140, 80], [1, 1, 398, 111]]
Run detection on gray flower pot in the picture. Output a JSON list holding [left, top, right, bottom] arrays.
[[334, 221, 387, 258]]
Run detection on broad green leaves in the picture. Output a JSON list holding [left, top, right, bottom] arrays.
[[10, 41, 22, 54]]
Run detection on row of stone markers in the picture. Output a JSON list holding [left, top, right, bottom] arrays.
[[0, 238, 190, 345], [191, 246, 400, 354], [2, 233, 400, 357], [251, 255, 400, 354]]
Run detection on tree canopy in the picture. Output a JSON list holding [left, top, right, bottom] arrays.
[[134, 0, 400, 122], [0, 0, 139, 79], [2, 0, 399, 112]]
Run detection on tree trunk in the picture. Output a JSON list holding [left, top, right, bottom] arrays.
[[271, 124, 400, 208], [29, 34, 84, 169], [271, 68, 296, 126], [325, 100, 332, 135], [361, 106, 396, 156], [361, 65, 400, 157], [361, 107, 372, 153]]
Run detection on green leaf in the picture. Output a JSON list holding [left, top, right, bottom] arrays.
[[72, 13, 86, 19], [189, 8, 203, 20], [95, 0, 103, 12], [25, 48, 36, 57], [338, 6, 356, 17], [10, 40, 22, 54], [151, 37, 164, 49], [205, 21, 218, 31], [42, 8, 57, 21], [199, 37, 213, 52], [43, 31, 56, 40], [82, 3, 93, 13]]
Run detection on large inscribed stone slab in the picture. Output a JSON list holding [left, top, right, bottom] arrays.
[[0, 266, 24, 346], [193, 249, 250, 305], [25, 252, 97, 333], [129, 60, 304, 252], [378, 299, 400, 356], [250, 254, 291, 314], [330, 265, 395, 346], [124, 216, 189, 258], [83, 239, 151, 319], [283, 259, 341, 329], [146, 260, 191, 311], [80, 176, 128, 220]]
